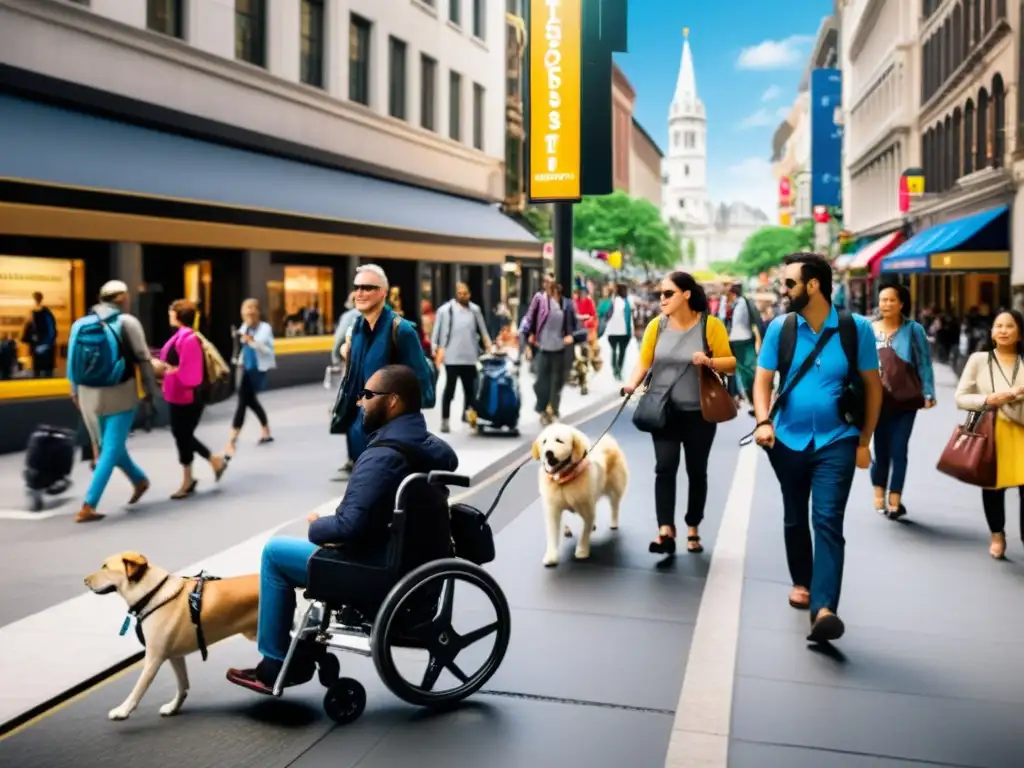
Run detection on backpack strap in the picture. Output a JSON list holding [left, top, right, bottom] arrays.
[[837, 312, 859, 383], [776, 313, 799, 386], [700, 313, 711, 356], [371, 439, 423, 470]]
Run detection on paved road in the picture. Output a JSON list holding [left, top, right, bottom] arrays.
[[0, 404, 748, 767]]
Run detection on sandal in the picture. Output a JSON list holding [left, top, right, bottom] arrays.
[[649, 532, 677, 555], [788, 586, 810, 610], [170, 480, 198, 500], [990, 532, 1007, 560], [886, 503, 907, 520], [686, 535, 704, 553]]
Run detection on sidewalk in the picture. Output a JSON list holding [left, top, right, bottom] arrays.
[[0, 340, 637, 730], [725, 356, 1024, 767]]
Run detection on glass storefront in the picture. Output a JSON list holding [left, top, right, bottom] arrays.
[[0, 255, 85, 382], [267, 265, 334, 337]]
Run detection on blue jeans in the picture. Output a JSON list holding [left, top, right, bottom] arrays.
[[84, 408, 147, 508], [767, 437, 858, 618], [870, 409, 917, 495], [258, 537, 317, 661]]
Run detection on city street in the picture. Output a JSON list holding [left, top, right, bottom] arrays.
[[1, 361, 1023, 768]]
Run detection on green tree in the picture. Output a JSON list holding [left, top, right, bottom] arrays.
[[685, 239, 697, 266], [573, 190, 678, 276], [715, 224, 807, 277], [522, 204, 553, 240]]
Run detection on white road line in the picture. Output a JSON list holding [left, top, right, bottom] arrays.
[[664, 444, 758, 768]]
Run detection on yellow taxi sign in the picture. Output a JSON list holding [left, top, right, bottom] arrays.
[[526, 0, 583, 202]]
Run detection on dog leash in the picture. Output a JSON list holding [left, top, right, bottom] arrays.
[[481, 391, 634, 521]]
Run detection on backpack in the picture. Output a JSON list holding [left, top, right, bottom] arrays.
[[193, 330, 232, 405], [776, 311, 865, 429], [68, 311, 133, 388]]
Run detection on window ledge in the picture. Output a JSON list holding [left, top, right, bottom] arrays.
[[411, 0, 439, 18], [471, 35, 488, 52], [446, 19, 463, 33]]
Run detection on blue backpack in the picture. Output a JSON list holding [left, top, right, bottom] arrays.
[[68, 311, 132, 388]]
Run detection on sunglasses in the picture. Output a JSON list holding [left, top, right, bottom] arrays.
[[783, 278, 801, 289], [357, 388, 393, 400], [659, 289, 677, 300], [353, 284, 382, 293]]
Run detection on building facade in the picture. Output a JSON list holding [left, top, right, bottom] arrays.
[[877, 0, 1017, 316], [0, 0, 537, 452], [629, 118, 664, 209]]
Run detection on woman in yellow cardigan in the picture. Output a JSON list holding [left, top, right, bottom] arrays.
[[623, 272, 736, 555]]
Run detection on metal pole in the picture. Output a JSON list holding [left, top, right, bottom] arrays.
[[553, 202, 574, 291]]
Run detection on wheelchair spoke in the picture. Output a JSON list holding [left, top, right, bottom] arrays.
[[437, 577, 455, 623], [457, 622, 499, 649], [445, 660, 470, 684], [420, 656, 444, 692]]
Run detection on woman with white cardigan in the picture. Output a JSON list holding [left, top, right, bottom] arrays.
[[225, 298, 276, 459], [954, 309, 1024, 559]]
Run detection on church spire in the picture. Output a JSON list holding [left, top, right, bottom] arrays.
[[672, 28, 700, 113]]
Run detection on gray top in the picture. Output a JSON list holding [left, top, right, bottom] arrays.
[[76, 303, 156, 418], [649, 320, 704, 411], [538, 297, 566, 352], [432, 300, 487, 365]]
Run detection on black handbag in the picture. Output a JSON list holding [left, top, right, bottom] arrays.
[[449, 503, 496, 565], [632, 316, 698, 433]]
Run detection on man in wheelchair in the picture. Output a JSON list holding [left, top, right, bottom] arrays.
[[226, 364, 458, 694]]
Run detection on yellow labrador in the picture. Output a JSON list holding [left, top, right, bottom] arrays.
[[84, 552, 259, 721], [532, 423, 629, 566]]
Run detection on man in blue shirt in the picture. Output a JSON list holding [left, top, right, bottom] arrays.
[[752, 253, 882, 644]]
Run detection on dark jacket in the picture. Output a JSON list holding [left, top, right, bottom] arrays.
[[334, 307, 436, 439], [308, 412, 457, 550]]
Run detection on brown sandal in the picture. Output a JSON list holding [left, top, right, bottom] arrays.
[[788, 586, 810, 610]]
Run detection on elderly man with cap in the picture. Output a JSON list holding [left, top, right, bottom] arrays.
[[67, 280, 157, 523]]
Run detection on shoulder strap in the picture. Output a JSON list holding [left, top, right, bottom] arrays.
[[389, 316, 402, 365], [837, 312, 858, 382], [772, 326, 839, 417], [776, 313, 799, 384], [371, 439, 422, 469], [700, 313, 711, 355]]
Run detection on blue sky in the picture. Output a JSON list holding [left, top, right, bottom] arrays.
[[613, 0, 834, 218]]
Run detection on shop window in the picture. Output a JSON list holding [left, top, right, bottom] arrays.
[[273, 266, 334, 337], [235, 0, 266, 67], [300, 0, 325, 88], [0, 256, 85, 382]]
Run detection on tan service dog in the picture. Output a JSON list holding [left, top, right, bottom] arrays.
[[532, 423, 629, 567], [85, 552, 259, 721]]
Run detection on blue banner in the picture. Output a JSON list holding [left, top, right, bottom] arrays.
[[810, 68, 843, 208]]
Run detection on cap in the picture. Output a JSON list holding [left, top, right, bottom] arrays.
[[99, 280, 129, 299]]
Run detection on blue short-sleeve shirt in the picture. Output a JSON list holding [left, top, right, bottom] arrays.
[[757, 306, 879, 452]]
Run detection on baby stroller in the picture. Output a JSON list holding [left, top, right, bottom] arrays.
[[23, 425, 76, 511], [473, 352, 521, 436]]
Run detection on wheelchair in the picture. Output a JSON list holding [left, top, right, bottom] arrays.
[[273, 470, 511, 726]]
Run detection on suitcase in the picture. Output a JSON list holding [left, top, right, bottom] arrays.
[[473, 354, 521, 434], [23, 426, 76, 510]]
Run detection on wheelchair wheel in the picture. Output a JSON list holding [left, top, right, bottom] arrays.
[[370, 558, 511, 709], [323, 677, 366, 726]]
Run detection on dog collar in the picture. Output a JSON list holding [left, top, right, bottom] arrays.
[[118, 576, 181, 639], [546, 458, 590, 485]]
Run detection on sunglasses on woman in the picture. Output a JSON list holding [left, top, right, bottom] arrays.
[[659, 289, 677, 300]]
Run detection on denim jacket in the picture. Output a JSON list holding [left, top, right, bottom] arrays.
[[874, 319, 936, 400]]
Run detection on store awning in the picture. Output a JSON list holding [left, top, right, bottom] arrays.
[[849, 230, 904, 276], [881, 205, 1009, 273], [834, 254, 855, 271], [0, 95, 539, 258]]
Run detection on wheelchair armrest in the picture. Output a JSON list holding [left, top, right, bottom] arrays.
[[427, 471, 471, 488]]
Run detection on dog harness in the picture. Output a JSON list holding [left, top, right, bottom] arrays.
[[119, 570, 221, 661], [545, 457, 590, 485]]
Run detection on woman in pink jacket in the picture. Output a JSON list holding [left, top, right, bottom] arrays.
[[153, 300, 226, 499]]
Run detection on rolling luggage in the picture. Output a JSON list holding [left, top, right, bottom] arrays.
[[473, 353, 520, 435], [23, 425, 76, 511]]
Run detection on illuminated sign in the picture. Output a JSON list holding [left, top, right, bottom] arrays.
[[527, 0, 583, 202]]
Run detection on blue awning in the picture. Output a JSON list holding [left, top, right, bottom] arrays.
[[881, 206, 1009, 273], [0, 94, 538, 249]]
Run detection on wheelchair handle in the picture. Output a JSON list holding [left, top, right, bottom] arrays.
[[427, 471, 471, 488]]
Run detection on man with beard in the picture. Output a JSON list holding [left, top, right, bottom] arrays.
[[752, 252, 882, 644], [227, 364, 458, 692], [331, 265, 435, 479], [431, 282, 491, 433]]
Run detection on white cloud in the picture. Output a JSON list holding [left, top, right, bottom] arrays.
[[761, 85, 782, 102], [736, 35, 814, 70], [738, 106, 789, 130], [710, 157, 777, 222]]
